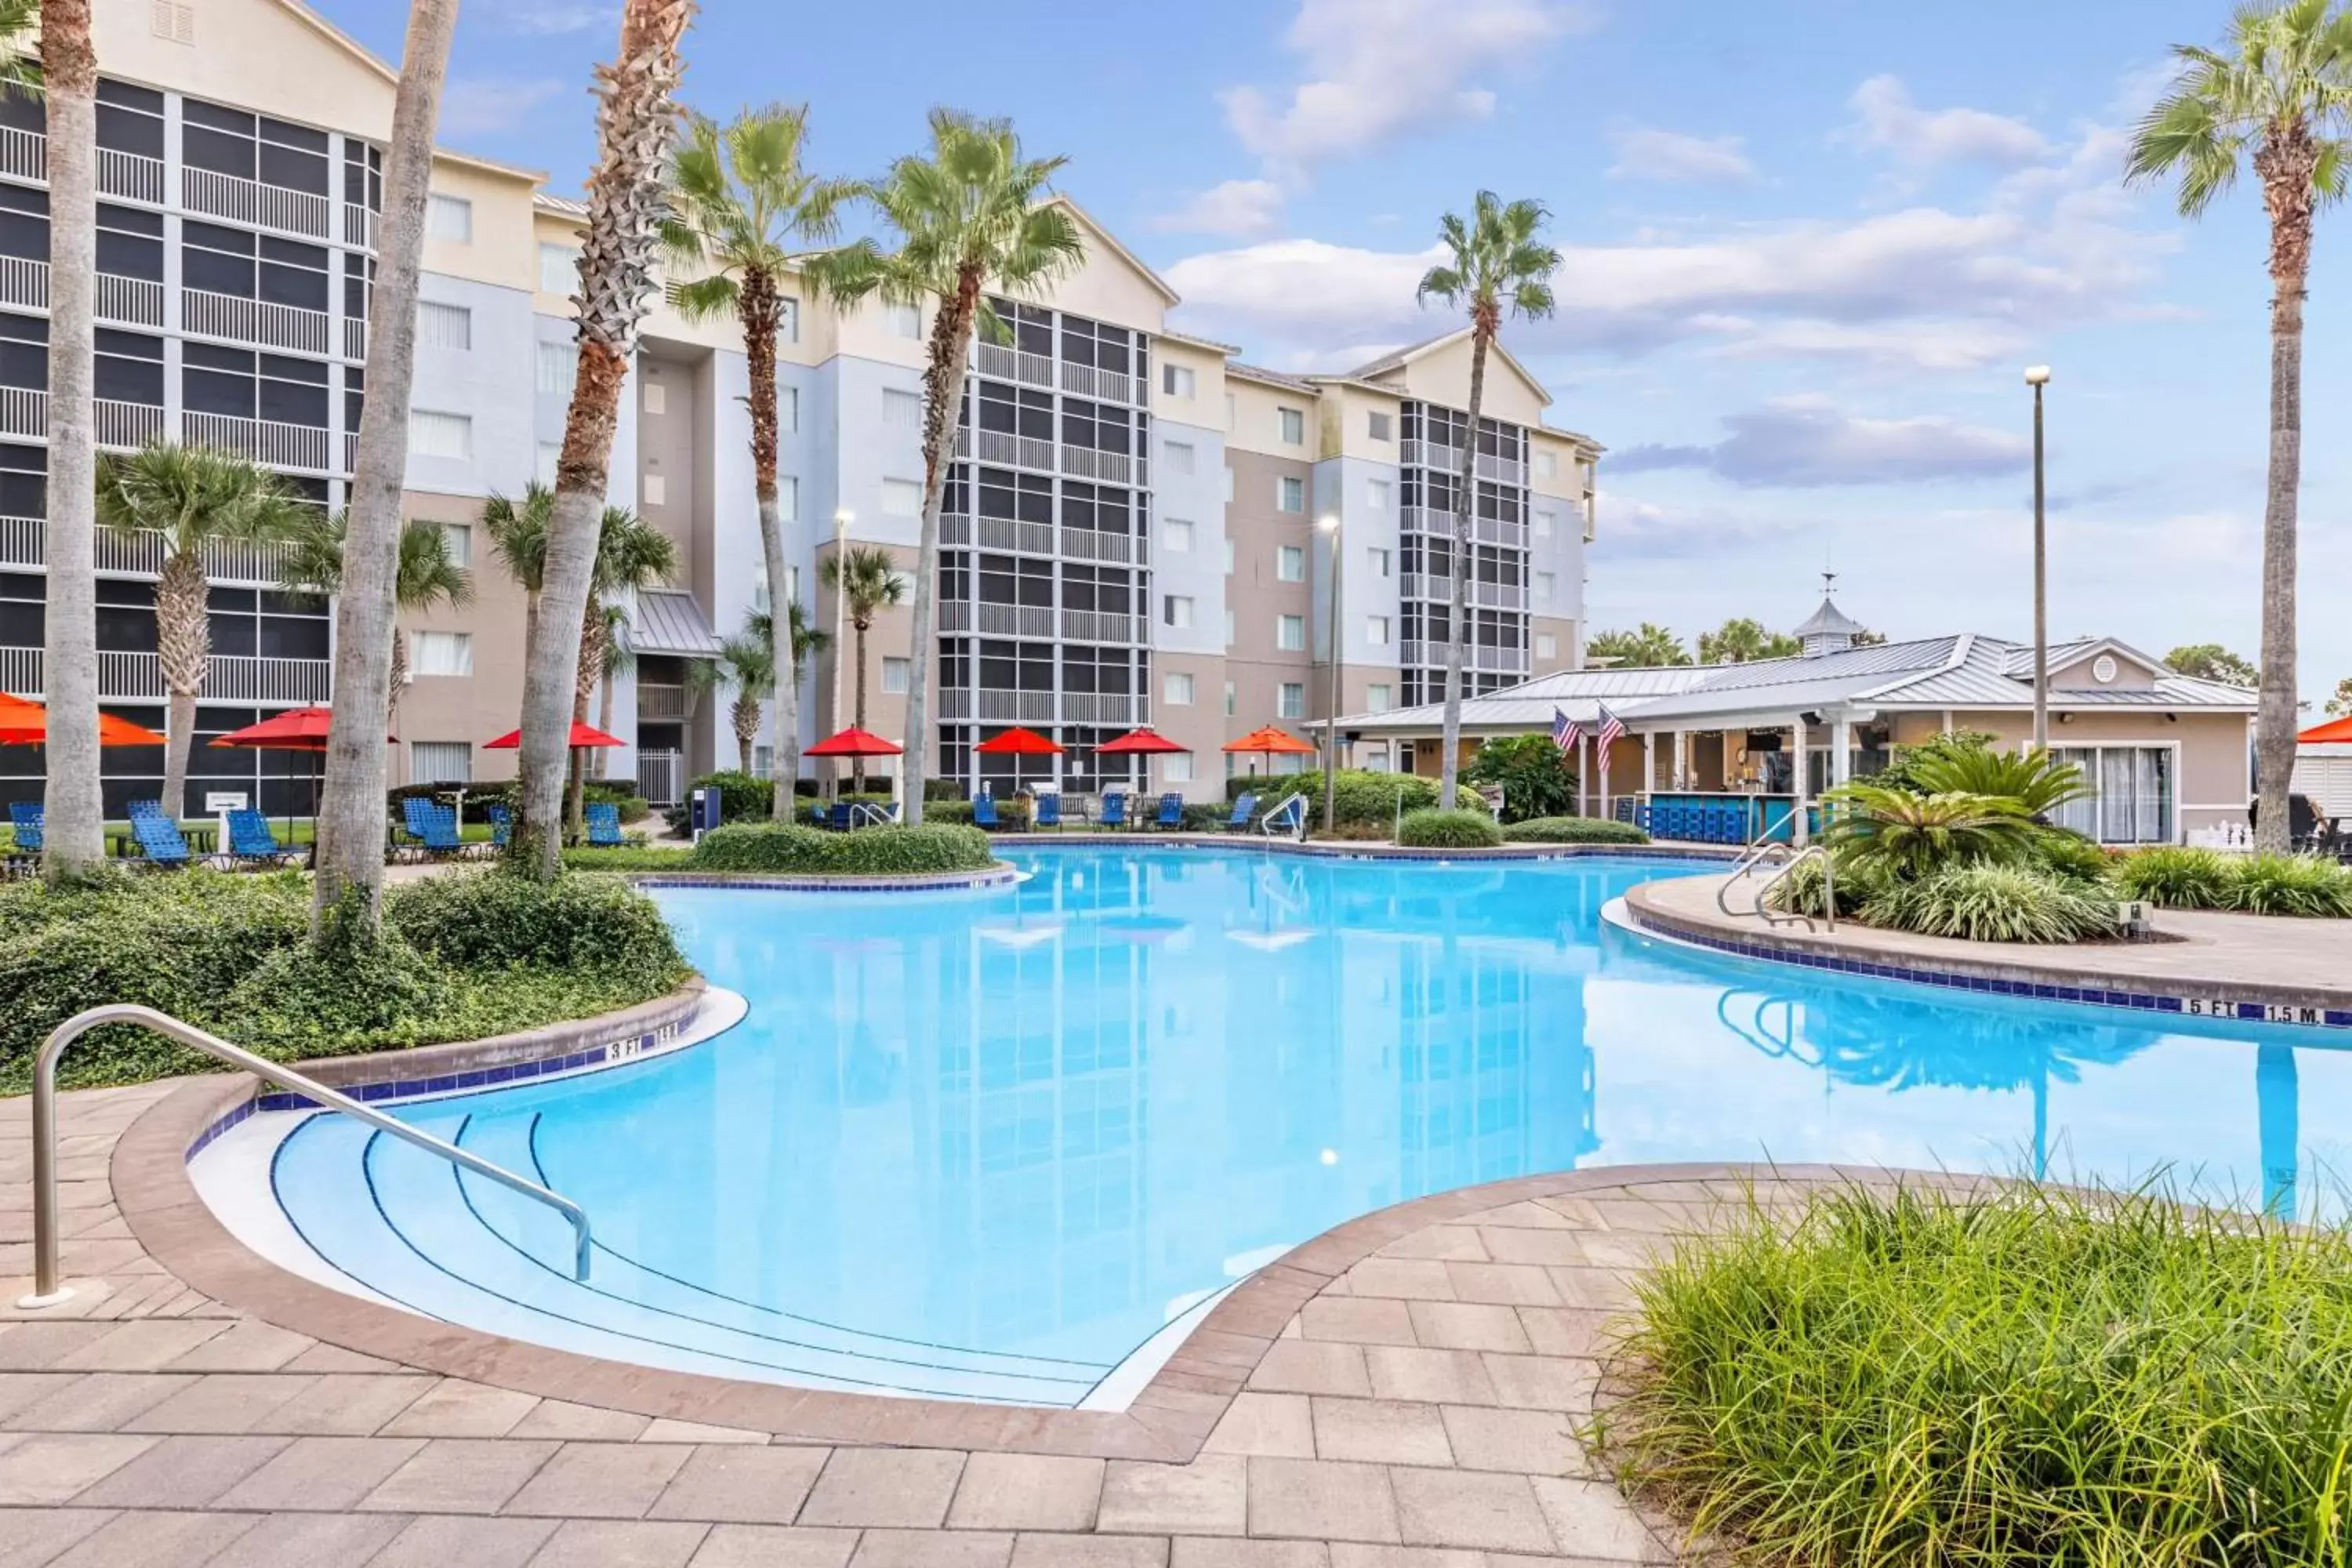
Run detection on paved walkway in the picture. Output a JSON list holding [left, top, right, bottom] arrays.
[[0, 1080, 1876, 1566]]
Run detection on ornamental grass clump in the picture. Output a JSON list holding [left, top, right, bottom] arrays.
[[2222, 851, 2352, 918], [1596, 1181, 2352, 1568], [2113, 844, 2234, 908], [1864, 862, 2120, 944]]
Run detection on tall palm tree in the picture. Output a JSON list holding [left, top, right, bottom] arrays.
[[2129, 0, 2352, 852], [808, 111, 1083, 823], [661, 104, 849, 820], [312, 0, 458, 932], [96, 444, 310, 811], [1416, 192, 1560, 811], [1698, 617, 1803, 664], [275, 510, 474, 730], [481, 482, 554, 634], [514, 0, 695, 880], [569, 506, 675, 835], [820, 543, 906, 790], [38, 0, 102, 881], [592, 600, 631, 779], [691, 619, 775, 775]]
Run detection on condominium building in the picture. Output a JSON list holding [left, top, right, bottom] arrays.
[[0, 0, 1602, 816]]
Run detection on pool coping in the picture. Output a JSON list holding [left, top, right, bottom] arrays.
[[1622, 874, 2352, 1031]]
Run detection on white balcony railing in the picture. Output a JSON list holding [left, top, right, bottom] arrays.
[[1396, 640, 1532, 676], [98, 273, 164, 326], [1062, 691, 1135, 724], [342, 316, 367, 361], [0, 125, 43, 183], [975, 688, 1056, 724], [0, 385, 44, 439], [1398, 572, 1526, 611], [1058, 527, 1143, 566], [2, 517, 292, 584], [343, 431, 358, 473], [1059, 445, 1132, 485], [181, 166, 331, 241], [973, 341, 1053, 388], [967, 602, 1053, 638], [50, 650, 328, 704], [182, 409, 331, 472], [182, 286, 332, 355], [1477, 451, 1528, 485], [343, 201, 379, 249], [0, 514, 37, 568], [1401, 437, 1461, 471], [0, 644, 38, 693], [1062, 608, 1134, 644], [1058, 361, 1134, 405], [972, 514, 1055, 555], [96, 399, 164, 450], [637, 682, 691, 720], [99, 147, 166, 205], [0, 254, 42, 310], [956, 426, 1058, 473]]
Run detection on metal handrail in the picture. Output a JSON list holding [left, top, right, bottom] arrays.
[[19, 1004, 592, 1309], [1259, 791, 1308, 840], [1754, 844, 1835, 933], [1715, 835, 1795, 918]]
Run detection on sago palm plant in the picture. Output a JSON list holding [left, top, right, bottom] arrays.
[[1906, 745, 2093, 819], [1823, 782, 2038, 882]]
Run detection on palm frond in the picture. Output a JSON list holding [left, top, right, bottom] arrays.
[[480, 483, 555, 593]]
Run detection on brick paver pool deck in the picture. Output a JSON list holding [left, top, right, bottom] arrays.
[[0, 1077, 1945, 1566]]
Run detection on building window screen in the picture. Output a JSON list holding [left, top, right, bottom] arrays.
[[412, 741, 470, 782]]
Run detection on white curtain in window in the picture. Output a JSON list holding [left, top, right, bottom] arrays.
[[412, 741, 470, 782]]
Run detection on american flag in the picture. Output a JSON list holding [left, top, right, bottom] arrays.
[[1595, 702, 1627, 750], [1552, 708, 1582, 750]]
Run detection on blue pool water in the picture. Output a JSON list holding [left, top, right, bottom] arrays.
[[265, 848, 2352, 1403]]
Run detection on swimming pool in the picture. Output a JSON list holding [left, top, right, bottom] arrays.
[[243, 847, 2352, 1405]]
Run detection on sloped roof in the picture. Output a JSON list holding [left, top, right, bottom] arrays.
[[1345, 325, 1554, 412], [1228, 361, 1316, 391], [2303, 714, 2352, 744], [630, 591, 722, 657], [1794, 594, 1865, 638]]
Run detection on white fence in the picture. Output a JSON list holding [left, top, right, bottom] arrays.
[[181, 166, 331, 241]]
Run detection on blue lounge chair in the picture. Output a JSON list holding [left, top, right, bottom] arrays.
[[8, 800, 41, 854], [1156, 793, 1183, 831], [826, 801, 856, 832], [1224, 793, 1258, 832], [399, 796, 464, 858], [127, 798, 165, 820], [973, 795, 1000, 831], [129, 811, 192, 868], [585, 801, 624, 847], [486, 803, 513, 848], [224, 808, 293, 866], [1033, 794, 1062, 831], [1098, 793, 1127, 831]]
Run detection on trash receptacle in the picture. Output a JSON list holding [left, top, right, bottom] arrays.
[[689, 786, 722, 840]]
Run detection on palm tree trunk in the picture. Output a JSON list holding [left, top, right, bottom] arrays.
[[38, 0, 102, 880], [154, 548, 209, 817], [851, 615, 869, 794], [596, 664, 616, 780], [2252, 169, 2309, 855], [1439, 326, 1492, 812], [312, 0, 456, 933], [388, 628, 407, 728], [739, 271, 797, 822], [902, 272, 982, 825], [566, 597, 601, 839], [732, 695, 757, 774], [515, 0, 692, 879]]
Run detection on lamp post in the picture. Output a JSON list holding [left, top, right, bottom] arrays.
[[1319, 512, 1342, 835], [2025, 365, 2051, 751], [829, 508, 852, 803]]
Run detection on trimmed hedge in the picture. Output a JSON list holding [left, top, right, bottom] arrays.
[[1396, 808, 1504, 849], [1222, 771, 1441, 829], [689, 822, 995, 876], [1500, 816, 1652, 845]]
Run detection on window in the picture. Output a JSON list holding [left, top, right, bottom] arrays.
[[1367, 478, 1391, 514], [411, 741, 470, 782], [1224, 393, 1237, 431], [642, 473, 666, 506], [643, 381, 666, 415], [1223, 681, 1236, 716], [438, 521, 472, 568], [535, 442, 559, 485], [777, 297, 799, 343], [1223, 466, 1236, 503], [1367, 684, 1392, 713], [1534, 507, 1557, 539], [1535, 571, 1555, 603], [780, 385, 799, 433], [884, 302, 921, 339], [779, 475, 800, 522], [1163, 364, 1196, 398], [880, 478, 923, 517], [753, 745, 773, 779], [1366, 546, 1391, 579], [1278, 476, 1305, 514], [408, 409, 471, 460], [1223, 538, 1235, 574], [1537, 450, 1559, 480], [426, 193, 472, 242], [410, 631, 472, 677], [535, 339, 576, 397], [1163, 671, 1194, 706], [1367, 616, 1390, 647], [1163, 518, 1194, 553], [883, 387, 921, 428], [881, 656, 910, 695], [1277, 545, 1305, 583], [416, 299, 470, 351], [1163, 440, 1195, 475], [1279, 682, 1305, 719], [1278, 407, 1304, 445], [1278, 615, 1305, 652], [1537, 633, 1558, 659], [1163, 594, 1193, 629], [1368, 411, 1392, 441], [2051, 746, 2176, 844], [537, 241, 579, 295], [1164, 752, 1195, 782]]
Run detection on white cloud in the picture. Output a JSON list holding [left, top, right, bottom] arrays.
[[438, 78, 568, 138], [1610, 396, 2029, 487], [1606, 126, 1758, 185], [1846, 74, 2050, 167], [1700, 318, 2031, 372], [1151, 179, 1288, 238]]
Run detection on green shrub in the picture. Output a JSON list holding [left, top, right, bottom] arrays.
[[582, 781, 652, 823], [1464, 735, 1581, 822], [2030, 828, 2113, 885], [1396, 808, 1503, 850], [2221, 852, 2352, 917], [561, 846, 695, 872], [688, 771, 775, 825], [1599, 1181, 2352, 1568], [2112, 844, 2231, 909], [1762, 851, 1886, 920], [1499, 816, 1650, 845], [386, 869, 686, 990], [926, 797, 1031, 830], [1181, 803, 1229, 832], [1225, 771, 1439, 828], [1864, 861, 2118, 943], [1868, 729, 1999, 793], [690, 822, 995, 875], [1823, 782, 2038, 880]]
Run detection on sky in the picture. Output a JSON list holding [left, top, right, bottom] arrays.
[[314, 0, 2350, 705]]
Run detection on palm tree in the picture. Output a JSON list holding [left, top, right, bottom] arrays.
[[95, 444, 310, 811], [661, 105, 849, 820], [591, 600, 631, 779], [569, 506, 675, 835], [1698, 617, 1803, 664], [691, 619, 775, 775], [2128, 0, 2352, 852], [275, 510, 474, 731], [820, 543, 906, 790], [481, 482, 554, 634], [1586, 623, 1693, 667], [37, 0, 102, 881], [312, 0, 458, 932], [1417, 193, 1561, 811], [808, 111, 1083, 823], [514, 0, 695, 880]]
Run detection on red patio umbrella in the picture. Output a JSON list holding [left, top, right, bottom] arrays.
[[805, 725, 904, 799], [975, 725, 1064, 796], [1221, 724, 1316, 777], [482, 720, 627, 750], [0, 691, 169, 748], [1094, 726, 1189, 797], [211, 706, 397, 841]]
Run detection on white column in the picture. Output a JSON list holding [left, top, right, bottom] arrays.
[[1831, 714, 1853, 788], [1673, 730, 1687, 790], [1791, 714, 1810, 846], [1642, 732, 1655, 796], [1580, 735, 1592, 817]]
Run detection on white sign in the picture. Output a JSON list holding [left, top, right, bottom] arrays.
[[204, 792, 248, 813]]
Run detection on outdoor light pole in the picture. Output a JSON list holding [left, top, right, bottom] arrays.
[[2025, 365, 2051, 751], [830, 509, 852, 732], [1319, 513, 1342, 834]]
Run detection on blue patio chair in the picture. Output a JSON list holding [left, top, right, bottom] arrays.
[[399, 797, 464, 858], [1098, 793, 1127, 831], [224, 808, 292, 866], [486, 803, 513, 849], [8, 800, 41, 855], [1156, 793, 1183, 830], [129, 811, 192, 868], [585, 801, 624, 847], [1033, 794, 1062, 831], [826, 801, 856, 832], [127, 798, 165, 820], [1225, 793, 1258, 832], [973, 795, 1000, 831]]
